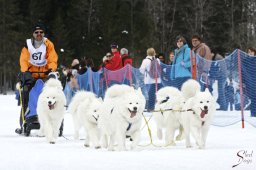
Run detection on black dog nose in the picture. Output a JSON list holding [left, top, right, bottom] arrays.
[[48, 101, 52, 105], [204, 106, 208, 110], [133, 107, 137, 111]]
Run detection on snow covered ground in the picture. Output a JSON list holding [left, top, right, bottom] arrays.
[[0, 94, 256, 170]]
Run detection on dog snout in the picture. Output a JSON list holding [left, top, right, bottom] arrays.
[[133, 107, 137, 111], [48, 101, 52, 105], [204, 106, 208, 110]]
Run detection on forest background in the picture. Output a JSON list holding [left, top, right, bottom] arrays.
[[0, 0, 255, 94]]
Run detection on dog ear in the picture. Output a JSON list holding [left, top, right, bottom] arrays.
[[204, 88, 211, 94], [136, 87, 143, 95]]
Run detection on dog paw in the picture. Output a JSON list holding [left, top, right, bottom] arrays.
[[166, 141, 176, 146], [176, 134, 184, 141], [108, 147, 114, 151], [84, 144, 90, 147], [50, 141, 55, 144], [199, 144, 205, 149], [186, 145, 192, 148], [37, 130, 44, 137], [95, 146, 101, 149]]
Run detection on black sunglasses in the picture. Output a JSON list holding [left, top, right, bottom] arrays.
[[34, 31, 44, 34]]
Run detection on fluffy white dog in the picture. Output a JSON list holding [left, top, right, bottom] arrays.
[[181, 79, 216, 149], [37, 78, 66, 144], [154, 86, 185, 146], [69, 91, 102, 148], [98, 84, 146, 151]]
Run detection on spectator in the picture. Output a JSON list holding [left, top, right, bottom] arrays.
[[139, 48, 162, 112], [191, 34, 212, 90], [86, 58, 98, 72], [247, 47, 256, 56], [168, 51, 174, 65], [102, 44, 122, 70], [161, 51, 174, 86], [209, 50, 228, 110], [101, 52, 122, 87], [157, 53, 165, 63], [120, 48, 132, 66], [225, 80, 235, 111], [170, 35, 191, 89], [120, 48, 133, 85], [63, 58, 80, 105]]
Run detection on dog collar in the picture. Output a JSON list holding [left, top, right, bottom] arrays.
[[160, 96, 170, 104]]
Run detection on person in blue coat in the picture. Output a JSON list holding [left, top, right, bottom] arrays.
[[170, 35, 191, 89]]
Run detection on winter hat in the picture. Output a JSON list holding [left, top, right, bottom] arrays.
[[110, 43, 118, 49], [120, 48, 128, 55], [71, 59, 80, 67], [32, 23, 46, 32]]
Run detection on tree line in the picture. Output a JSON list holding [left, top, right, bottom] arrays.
[[0, 0, 255, 94]]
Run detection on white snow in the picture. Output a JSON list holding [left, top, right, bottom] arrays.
[[0, 94, 256, 170]]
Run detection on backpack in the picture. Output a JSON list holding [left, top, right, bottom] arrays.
[[147, 57, 161, 79]]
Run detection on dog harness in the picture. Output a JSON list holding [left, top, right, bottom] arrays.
[[126, 122, 132, 131], [92, 115, 99, 122]]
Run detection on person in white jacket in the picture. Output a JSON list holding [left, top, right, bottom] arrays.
[[139, 48, 162, 112]]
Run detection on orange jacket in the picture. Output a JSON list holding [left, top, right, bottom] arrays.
[[20, 38, 58, 79]]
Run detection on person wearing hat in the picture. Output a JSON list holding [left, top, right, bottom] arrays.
[[20, 22, 58, 80], [16, 23, 58, 133], [102, 43, 122, 71]]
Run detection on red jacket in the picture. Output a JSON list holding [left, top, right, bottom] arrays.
[[121, 54, 132, 67], [104, 52, 122, 71]]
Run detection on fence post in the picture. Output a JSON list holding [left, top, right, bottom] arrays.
[[190, 50, 197, 80], [237, 49, 245, 128]]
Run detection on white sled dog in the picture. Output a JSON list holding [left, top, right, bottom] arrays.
[[181, 79, 216, 149], [69, 91, 102, 148], [37, 78, 66, 144], [98, 84, 146, 151], [154, 86, 185, 146]]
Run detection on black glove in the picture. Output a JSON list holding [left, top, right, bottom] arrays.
[[21, 71, 34, 87], [45, 69, 52, 75]]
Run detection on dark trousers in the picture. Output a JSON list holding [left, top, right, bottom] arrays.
[[146, 83, 162, 111], [172, 77, 190, 90]]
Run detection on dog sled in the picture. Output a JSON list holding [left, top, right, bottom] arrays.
[[15, 72, 64, 136]]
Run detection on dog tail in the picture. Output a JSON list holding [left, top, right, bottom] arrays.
[[104, 84, 134, 100], [69, 91, 96, 114], [181, 79, 200, 100], [44, 78, 63, 90]]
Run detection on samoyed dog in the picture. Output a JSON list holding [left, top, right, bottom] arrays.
[[69, 91, 102, 148], [98, 84, 146, 151], [37, 78, 66, 144], [154, 86, 185, 146], [181, 79, 216, 149]]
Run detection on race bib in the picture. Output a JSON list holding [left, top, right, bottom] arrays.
[[27, 39, 47, 66]]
